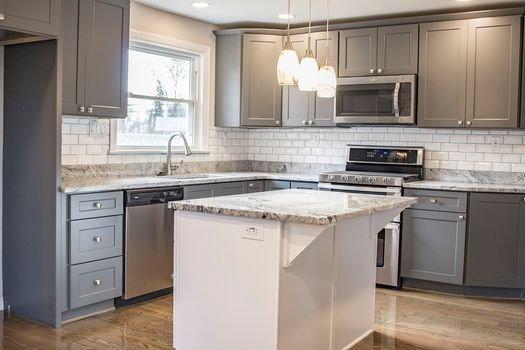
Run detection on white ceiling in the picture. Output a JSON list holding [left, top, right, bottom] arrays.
[[135, 0, 525, 27]]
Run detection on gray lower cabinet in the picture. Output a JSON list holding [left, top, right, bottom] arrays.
[[339, 27, 378, 77], [68, 191, 124, 220], [214, 181, 247, 197], [62, 0, 130, 118], [282, 32, 337, 127], [291, 181, 318, 190], [215, 33, 282, 127], [264, 180, 292, 191], [465, 16, 521, 128], [404, 189, 467, 213], [377, 24, 419, 75], [418, 20, 468, 128], [466, 193, 525, 288], [0, 0, 60, 36], [246, 180, 264, 193], [183, 184, 215, 199], [401, 209, 466, 285]]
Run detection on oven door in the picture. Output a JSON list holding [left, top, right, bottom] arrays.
[[335, 75, 416, 125], [376, 223, 400, 287]]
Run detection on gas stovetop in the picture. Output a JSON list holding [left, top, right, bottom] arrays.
[[319, 171, 420, 187]]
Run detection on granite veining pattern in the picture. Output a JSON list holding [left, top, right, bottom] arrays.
[[168, 189, 417, 225], [403, 180, 525, 193], [61, 172, 320, 194]]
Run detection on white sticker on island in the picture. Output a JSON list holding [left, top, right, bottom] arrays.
[[241, 224, 264, 241]]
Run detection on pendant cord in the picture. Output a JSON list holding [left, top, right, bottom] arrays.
[[287, 0, 291, 42], [325, 0, 330, 59], [307, 0, 312, 50]]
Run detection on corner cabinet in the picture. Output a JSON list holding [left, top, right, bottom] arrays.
[[282, 31, 337, 127], [0, 0, 60, 37], [215, 33, 282, 127], [418, 16, 522, 128], [466, 193, 525, 289], [62, 0, 130, 118], [339, 24, 418, 77]]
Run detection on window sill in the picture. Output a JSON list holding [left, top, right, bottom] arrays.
[[108, 149, 211, 156]]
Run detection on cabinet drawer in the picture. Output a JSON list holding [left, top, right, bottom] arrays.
[[291, 181, 318, 190], [69, 192, 124, 220], [70, 216, 123, 265], [184, 184, 214, 199], [404, 189, 467, 213], [246, 180, 264, 193], [69, 257, 122, 309], [264, 180, 291, 191]]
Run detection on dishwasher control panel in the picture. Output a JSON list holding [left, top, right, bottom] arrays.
[[125, 187, 184, 206]]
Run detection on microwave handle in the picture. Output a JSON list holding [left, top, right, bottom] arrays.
[[393, 82, 400, 117]]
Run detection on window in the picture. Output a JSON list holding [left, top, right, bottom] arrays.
[[111, 41, 202, 152]]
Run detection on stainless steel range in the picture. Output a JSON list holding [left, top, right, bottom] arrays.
[[319, 145, 424, 287]]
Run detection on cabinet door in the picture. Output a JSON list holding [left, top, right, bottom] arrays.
[[401, 209, 466, 285], [213, 182, 247, 197], [241, 34, 282, 127], [183, 184, 214, 200], [264, 180, 291, 191], [82, 0, 129, 118], [246, 180, 264, 193], [466, 193, 525, 288], [282, 34, 311, 127], [290, 181, 318, 190], [1, 0, 60, 36], [377, 24, 418, 75], [418, 20, 468, 128], [466, 16, 522, 128], [311, 31, 337, 126], [62, 0, 85, 115], [339, 28, 377, 77]]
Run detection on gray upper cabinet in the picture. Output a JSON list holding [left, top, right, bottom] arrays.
[[282, 31, 337, 127], [466, 193, 525, 289], [401, 209, 466, 285], [377, 24, 418, 75], [62, 0, 130, 118], [465, 16, 522, 129], [339, 27, 377, 77], [0, 0, 60, 37], [216, 33, 282, 127], [418, 20, 468, 128]]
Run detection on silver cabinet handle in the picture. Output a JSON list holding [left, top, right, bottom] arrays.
[[308, 120, 313, 126], [457, 120, 464, 126], [94, 279, 101, 286], [377, 68, 383, 74], [87, 107, 94, 113], [79, 106, 85, 113], [93, 236, 101, 243], [458, 215, 465, 220], [430, 198, 437, 204], [302, 120, 307, 125], [466, 121, 472, 126], [93, 202, 102, 208], [393, 82, 400, 117], [248, 182, 254, 188], [0, 14, 5, 21], [275, 120, 280, 125], [369, 69, 375, 74]]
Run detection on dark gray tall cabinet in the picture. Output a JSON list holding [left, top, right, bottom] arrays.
[[282, 31, 337, 127], [62, 0, 129, 118], [215, 33, 282, 127], [466, 193, 525, 289], [0, 0, 60, 36], [418, 16, 522, 128]]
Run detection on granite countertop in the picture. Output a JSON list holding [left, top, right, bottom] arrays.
[[168, 189, 417, 225], [61, 172, 319, 194], [403, 180, 525, 194]]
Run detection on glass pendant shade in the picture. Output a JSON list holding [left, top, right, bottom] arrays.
[[317, 61, 336, 98], [277, 42, 300, 85], [297, 51, 319, 91]]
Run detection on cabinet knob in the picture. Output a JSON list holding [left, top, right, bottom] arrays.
[[466, 121, 472, 126], [79, 106, 85, 113], [430, 198, 437, 204], [457, 120, 464, 126], [93, 236, 102, 243], [275, 120, 280, 125], [458, 215, 465, 220], [308, 120, 313, 126], [87, 107, 94, 114], [0, 14, 5, 21], [369, 69, 375, 74], [93, 202, 102, 208], [302, 120, 307, 125], [248, 182, 254, 188], [93, 279, 102, 286], [377, 68, 383, 74]]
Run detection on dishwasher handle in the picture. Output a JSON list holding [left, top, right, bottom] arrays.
[[126, 187, 184, 207]]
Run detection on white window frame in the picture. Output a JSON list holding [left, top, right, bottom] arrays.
[[110, 30, 212, 154]]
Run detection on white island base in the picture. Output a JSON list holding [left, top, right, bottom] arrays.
[[173, 207, 405, 350]]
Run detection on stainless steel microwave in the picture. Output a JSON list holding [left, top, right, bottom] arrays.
[[335, 75, 416, 125]]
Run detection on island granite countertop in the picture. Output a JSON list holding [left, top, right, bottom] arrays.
[[168, 189, 417, 225], [61, 172, 319, 194], [403, 180, 525, 194]]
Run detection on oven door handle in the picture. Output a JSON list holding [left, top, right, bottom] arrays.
[[393, 82, 400, 117], [317, 182, 401, 195]]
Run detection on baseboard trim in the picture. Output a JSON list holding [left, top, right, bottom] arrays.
[[343, 328, 373, 349]]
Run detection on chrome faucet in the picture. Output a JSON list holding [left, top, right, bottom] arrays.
[[164, 132, 192, 175]]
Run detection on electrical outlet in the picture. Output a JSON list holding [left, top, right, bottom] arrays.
[[488, 136, 502, 152], [241, 224, 264, 241]]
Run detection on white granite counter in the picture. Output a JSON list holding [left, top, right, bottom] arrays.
[[61, 172, 319, 194], [168, 189, 417, 225], [403, 180, 525, 194]]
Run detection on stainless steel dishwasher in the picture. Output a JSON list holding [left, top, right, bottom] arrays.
[[123, 187, 184, 300]]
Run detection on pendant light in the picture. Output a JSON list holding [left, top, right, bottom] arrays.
[[277, 0, 300, 85], [297, 0, 319, 92], [317, 0, 336, 98]]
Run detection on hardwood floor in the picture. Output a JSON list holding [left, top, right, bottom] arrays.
[[0, 288, 523, 349]]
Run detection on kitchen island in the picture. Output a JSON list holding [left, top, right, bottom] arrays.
[[169, 190, 416, 350]]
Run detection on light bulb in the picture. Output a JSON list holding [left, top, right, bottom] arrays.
[[317, 63, 336, 98], [277, 46, 299, 85], [297, 52, 319, 92]]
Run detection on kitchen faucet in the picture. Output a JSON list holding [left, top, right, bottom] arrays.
[[161, 132, 192, 176]]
